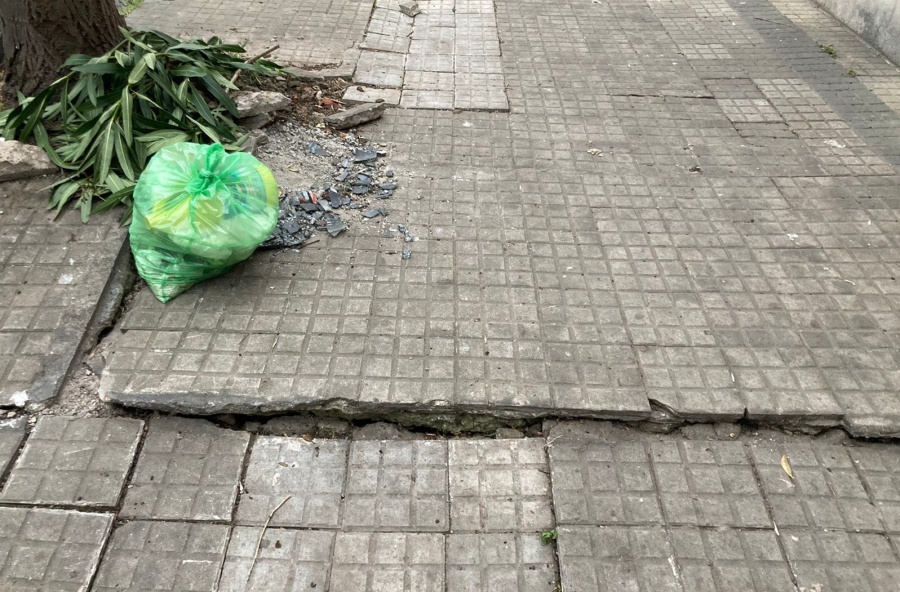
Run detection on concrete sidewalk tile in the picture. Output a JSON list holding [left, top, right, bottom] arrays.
[[557, 526, 678, 592], [449, 439, 553, 532], [648, 440, 769, 527], [849, 445, 900, 533], [670, 527, 794, 591], [343, 440, 448, 531], [783, 529, 900, 592], [447, 533, 557, 591], [0, 416, 142, 507], [0, 507, 112, 592], [355, 51, 405, 88], [122, 417, 249, 521], [330, 532, 444, 591], [751, 442, 882, 531], [92, 521, 229, 592], [549, 440, 662, 525], [218, 527, 334, 591], [0, 179, 127, 407], [236, 437, 348, 528], [0, 416, 26, 475]]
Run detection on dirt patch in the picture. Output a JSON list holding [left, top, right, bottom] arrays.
[[250, 75, 350, 126]]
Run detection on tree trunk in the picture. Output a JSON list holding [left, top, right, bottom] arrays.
[[0, 0, 125, 97]]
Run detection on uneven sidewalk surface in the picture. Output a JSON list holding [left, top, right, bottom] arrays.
[[104, 0, 900, 437], [0, 416, 898, 591]]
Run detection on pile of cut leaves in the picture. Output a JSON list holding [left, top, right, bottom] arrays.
[[0, 28, 281, 221]]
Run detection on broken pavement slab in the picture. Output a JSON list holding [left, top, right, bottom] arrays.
[[343, 86, 401, 106], [325, 102, 388, 129], [399, 0, 420, 17], [0, 178, 129, 408], [0, 507, 113, 591], [233, 90, 291, 118], [0, 140, 57, 182]]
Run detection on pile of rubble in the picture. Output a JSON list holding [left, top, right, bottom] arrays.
[[261, 142, 398, 248]]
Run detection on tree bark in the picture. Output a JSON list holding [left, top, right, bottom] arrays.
[[1, 0, 125, 97]]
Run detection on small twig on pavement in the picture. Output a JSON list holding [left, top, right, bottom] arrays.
[[245, 495, 291, 585], [231, 44, 280, 85]]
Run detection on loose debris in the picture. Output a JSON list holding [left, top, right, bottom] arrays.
[[780, 454, 795, 480], [325, 102, 387, 130], [234, 91, 292, 118], [400, 0, 421, 17], [259, 123, 411, 253]]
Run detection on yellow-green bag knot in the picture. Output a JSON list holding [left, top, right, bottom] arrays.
[[130, 143, 279, 303]]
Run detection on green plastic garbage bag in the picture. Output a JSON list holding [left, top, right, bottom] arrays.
[[130, 143, 279, 303]]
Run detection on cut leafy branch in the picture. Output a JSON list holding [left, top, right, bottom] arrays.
[[0, 28, 282, 222]]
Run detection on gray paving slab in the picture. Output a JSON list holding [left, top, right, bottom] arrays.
[[549, 438, 662, 526], [343, 440, 448, 531], [129, 0, 373, 66], [557, 526, 679, 592], [0, 507, 113, 592], [121, 417, 249, 521], [446, 533, 557, 591], [330, 532, 444, 592], [782, 529, 900, 592], [669, 527, 797, 592], [849, 445, 900, 533], [0, 178, 127, 407], [649, 439, 769, 527], [750, 441, 882, 531], [0, 416, 26, 476], [218, 527, 334, 592], [102, 0, 900, 437], [236, 436, 348, 528], [92, 521, 229, 592], [0, 416, 142, 507], [449, 438, 553, 532]]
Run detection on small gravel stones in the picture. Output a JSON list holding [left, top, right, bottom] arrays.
[[260, 129, 403, 249]]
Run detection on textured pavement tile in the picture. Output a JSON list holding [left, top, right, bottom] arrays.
[[0, 417, 26, 475], [649, 440, 769, 527], [0, 507, 112, 592], [330, 532, 444, 591], [783, 529, 900, 592], [129, 0, 373, 66], [400, 89, 454, 109], [751, 442, 881, 531], [0, 416, 142, 507], [670, 527, 795, 591], [92, 521, 229, 592], [122, 417, 249, 521], [549, 439, 662, 525], [343, 440, 448, 531], [557, 526, 678, 592], [0, 179, 127, 406], [446, 533, 557, 591], [107, 0, 900, 437], [218, 527, 334, 592], [449, 439, 553, 532], [355, 51, 405, 88], [342, 86, 401, 106], [237, 437, 348, 528], [849, 445, 900, 533]]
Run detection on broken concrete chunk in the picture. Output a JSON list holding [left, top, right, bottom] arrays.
[[237, 112, 273, 131], [342, 86, 401, 106], [353, 147, 379, 162], [233, 91, 291, 118], [325, 102, 387, 130], [0, 140, 57, 182], [399, 0, 420, 16]]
